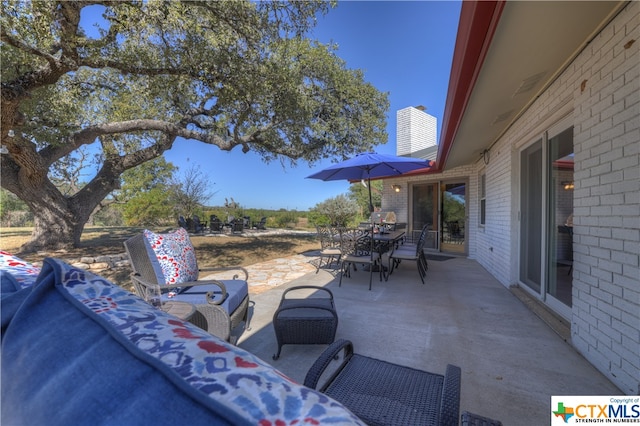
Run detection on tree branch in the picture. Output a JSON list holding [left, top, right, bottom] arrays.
[[0, 31, 59, 68]]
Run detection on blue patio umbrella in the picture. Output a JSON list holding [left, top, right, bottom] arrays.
[[307, 152, 433, 213]]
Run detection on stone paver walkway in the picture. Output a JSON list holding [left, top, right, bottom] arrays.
[[244, 254, 321, 294]]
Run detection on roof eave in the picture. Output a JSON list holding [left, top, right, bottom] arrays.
[[436, 1, 505, 171]]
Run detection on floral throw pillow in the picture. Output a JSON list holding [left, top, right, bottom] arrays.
[[142, 228, 198, 285]]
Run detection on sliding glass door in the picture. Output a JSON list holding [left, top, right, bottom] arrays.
[[411, 183, 438, 249], [441, 182, 466, 254], [411, 181, 467, 253], [547, 127, 574, 309], [520, 140, 543, 293], [519, 118, 574, 317]]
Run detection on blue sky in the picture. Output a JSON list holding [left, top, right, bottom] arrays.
[[87, 1, 462, 210]]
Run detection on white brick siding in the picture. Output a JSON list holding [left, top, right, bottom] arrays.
[[571, 2, 639, 394], [385, 1, 639, 394], [396, 107, 437, 156], [478, 2, 639, 393]]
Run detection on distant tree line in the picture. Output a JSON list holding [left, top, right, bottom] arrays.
[[1, 176, 380, 231]]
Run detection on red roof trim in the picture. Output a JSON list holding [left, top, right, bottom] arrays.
[[436, 1, 506, 171]]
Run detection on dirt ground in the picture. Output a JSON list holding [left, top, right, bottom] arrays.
[[1, 226, 319, 293]]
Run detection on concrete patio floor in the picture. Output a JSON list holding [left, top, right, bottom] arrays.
[[237, 254, 621, 425]]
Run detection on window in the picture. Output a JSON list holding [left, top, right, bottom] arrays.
[[479, 173, 486, 226]]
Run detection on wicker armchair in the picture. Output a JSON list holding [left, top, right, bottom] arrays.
[[124, 233, 250, 343], [304, 339, 461, 426]]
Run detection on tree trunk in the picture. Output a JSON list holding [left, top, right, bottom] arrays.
[[19, 180, 123, 253], [23, 206, 83, 253], [4, 161, 121, 253]]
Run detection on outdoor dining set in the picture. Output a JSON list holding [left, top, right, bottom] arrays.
[[316, 220, 430, 290]]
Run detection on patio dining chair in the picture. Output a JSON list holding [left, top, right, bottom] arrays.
[[124, 228, 250, 343], [338, 227, 383, 290], [388, 224, 428, 284], [315, 225, 342, 273]]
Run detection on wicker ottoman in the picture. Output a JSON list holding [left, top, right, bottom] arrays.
[[272, 286, 338, 360]]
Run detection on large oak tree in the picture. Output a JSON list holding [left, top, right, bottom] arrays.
[[1, 0, 388, 252]]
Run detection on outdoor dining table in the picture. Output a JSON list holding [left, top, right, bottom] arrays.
[[372, 229, 405, 254], [372, 229, 405, 244], [367, 229, 405, 274]]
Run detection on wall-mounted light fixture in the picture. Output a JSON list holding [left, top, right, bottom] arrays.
[[481, 148, 490, 165], [561, 181, 574, 190], [391, 184, 401, 193]]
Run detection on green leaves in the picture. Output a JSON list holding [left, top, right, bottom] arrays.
[[3, 0, 388, 162]]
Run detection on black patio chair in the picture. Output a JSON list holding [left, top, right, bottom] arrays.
[[338, 227, 383, 290], [178, 216, 188, 230], [388, 224, 429, 284], [228, 218, 242, 234], [315, 225, 342, 273], [272, 286, 338, 360], [304, 339, 461, 426], [253, 217, 267, 230], [209, 216, 223, 233], [192, 215, 207, 233]]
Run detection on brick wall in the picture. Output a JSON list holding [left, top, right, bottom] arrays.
[[476, 2, 639, 393], [570, 2, 639, 394], [386, 2, 638, 394]]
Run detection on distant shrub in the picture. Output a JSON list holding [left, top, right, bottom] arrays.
[[311, 194, 358, 227]]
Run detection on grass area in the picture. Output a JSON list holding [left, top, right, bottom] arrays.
[[1, 226, 320, 292]]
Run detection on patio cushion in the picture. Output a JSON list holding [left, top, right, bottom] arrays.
[[1, 258, 365, 426], [143, 228, 198, 285]]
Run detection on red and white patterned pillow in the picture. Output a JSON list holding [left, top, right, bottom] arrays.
[[142, 228, 198, 285]]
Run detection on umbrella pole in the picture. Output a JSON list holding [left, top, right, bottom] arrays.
[[368, 176, 374, 214], [366, 174, 380, 279]]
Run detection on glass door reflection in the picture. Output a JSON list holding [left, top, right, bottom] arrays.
[[547, 127, 574, 307], [441, 182, 466, 254]]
